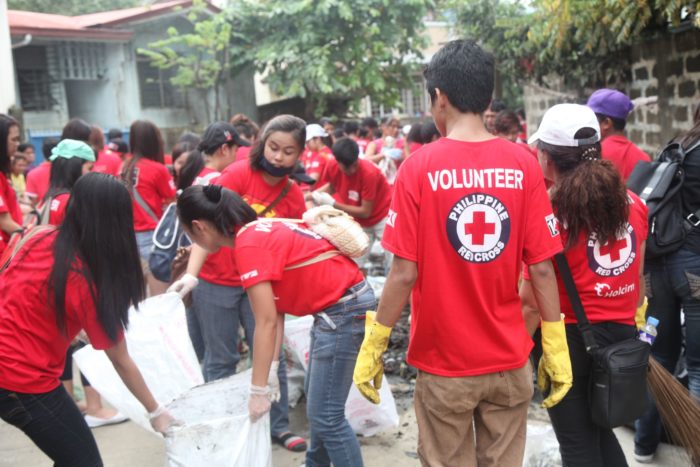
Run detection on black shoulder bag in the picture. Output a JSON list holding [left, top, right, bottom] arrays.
[[554, 253, 650, 429]]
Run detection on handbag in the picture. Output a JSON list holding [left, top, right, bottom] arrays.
[[554, 253, 650, 429]]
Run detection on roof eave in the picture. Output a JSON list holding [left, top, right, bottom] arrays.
[[11, 27, 133, 41], [83, 0, 220, 28]]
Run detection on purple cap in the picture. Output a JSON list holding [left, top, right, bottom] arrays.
[[586, 89, 634, 120]]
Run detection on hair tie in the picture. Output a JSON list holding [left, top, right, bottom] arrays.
[[579, 147, 600, 162], [203, 184, 222, 203]]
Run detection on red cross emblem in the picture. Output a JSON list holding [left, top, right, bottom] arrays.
[[599, 238, 628, 262], [465, 211, 495, 246]]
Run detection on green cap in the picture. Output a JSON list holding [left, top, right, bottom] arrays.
[[49, 139, 96, 162]]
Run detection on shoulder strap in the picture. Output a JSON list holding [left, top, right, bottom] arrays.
[[258, 179, 293, 218], [0, 225, 56, 274], [679, 140, 700, 164], [553, 253, 599, 353], [285, 250, 341, 270], [131, 184, 159, 223], [38, 197, 53, 225]]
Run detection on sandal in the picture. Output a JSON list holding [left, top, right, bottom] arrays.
[[272, 431, 307, 452]]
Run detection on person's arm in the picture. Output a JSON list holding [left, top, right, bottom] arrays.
[[376, 256, 417, 326], [167, 244, 209, 297], [0, 212, 21, 235], [519, 278, 541, 336], [104, 339, 158, 412], [334, 199, 374, 219], [527, 259, 560, 322], [365, 141, 379, 161], [247, 281, 279, 421]]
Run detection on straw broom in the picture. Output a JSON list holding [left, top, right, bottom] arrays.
[[647, 357, 700, 464]]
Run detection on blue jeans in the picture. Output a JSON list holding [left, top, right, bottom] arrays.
[[635, 247, 700, 453], [0, 385, 102, 466], [134, 230, 154, 262], [304, 281, 376, 467], [189, 279, 290, 436]]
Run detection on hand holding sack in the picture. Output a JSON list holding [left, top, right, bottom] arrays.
[[268, 361, 281, 403], [167, 273, 199, 298], [149, 404, 179, 435], [311, 191, 335, 207], [249, 385, 272, 422], [538, 319, 573, 408], [353, 311, 392, 404]]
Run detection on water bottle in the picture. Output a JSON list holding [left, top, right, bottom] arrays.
[[639, 316, 659, 345]]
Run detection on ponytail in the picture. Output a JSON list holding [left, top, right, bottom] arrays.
[[540, 128, 629, 249], [177, 184, 258, 236]]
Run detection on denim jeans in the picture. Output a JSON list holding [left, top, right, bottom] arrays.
[[635, 247, 700, 454], [189, 279, 290, 436], [134, 230, 154, 262], [0, 385, 102, 466], [304, 281, 376, 467]]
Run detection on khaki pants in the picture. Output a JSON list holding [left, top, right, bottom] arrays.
[[414, 362, 533, 467]]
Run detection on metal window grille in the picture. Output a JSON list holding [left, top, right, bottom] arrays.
[[55, 42, 107, 80], [136, 57, 184, 109], [17, 70, 56, 111]]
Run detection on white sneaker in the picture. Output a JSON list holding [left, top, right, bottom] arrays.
[[84, 412, 128, 428], [633, 451, 654, 464]]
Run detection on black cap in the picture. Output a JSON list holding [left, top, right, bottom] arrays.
[[290, 162, 316, 185], [107, 138, 128, 153], [199, 122, 250, 154]]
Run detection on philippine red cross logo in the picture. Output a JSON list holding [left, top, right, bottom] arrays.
[[587, 223, 637, 277], [446, 193, 510, 263]]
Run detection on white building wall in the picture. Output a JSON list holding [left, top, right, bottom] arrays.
[[0, 0, 17, 113]]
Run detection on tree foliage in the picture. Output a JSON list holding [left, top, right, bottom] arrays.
[[448, 0, 700, 93], [138, 1, 234, 121], [229, 0, 435, 117], [8, 0, 141, 16]]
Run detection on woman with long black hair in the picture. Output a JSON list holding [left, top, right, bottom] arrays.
[[0, 173, 174, 466], [177, 184, 374, 467], [520, 104, 648, 466], [0, 114, 23, 254]]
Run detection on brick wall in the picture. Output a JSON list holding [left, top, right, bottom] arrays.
[[523, 27, 700, 157]]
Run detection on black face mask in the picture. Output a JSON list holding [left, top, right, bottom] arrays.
[[260, 157, 295, 177]]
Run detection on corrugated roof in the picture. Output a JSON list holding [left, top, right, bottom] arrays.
[[74, 0, 197, 28]]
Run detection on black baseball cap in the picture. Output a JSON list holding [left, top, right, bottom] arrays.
[[290, 161, 316, 185], [198, 122, 250, 154]]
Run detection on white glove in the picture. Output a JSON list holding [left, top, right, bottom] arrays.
[[268, 361, 280, 403], [311, 191, 335, 207], [167, 273, 199, 298], [149, 405, 179, 435], [249, 385, 272, 422]]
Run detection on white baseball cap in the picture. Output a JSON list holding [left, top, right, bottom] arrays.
[[306, 123, 328, 141], [527, 104, 601, 147]]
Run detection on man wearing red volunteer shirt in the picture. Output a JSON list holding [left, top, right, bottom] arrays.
[[93, 147, 122, 176], [587, 88, 650, 181], [311, 137, 392, 273], [25, 138, 58, 205], [353, 40, 573, 466]]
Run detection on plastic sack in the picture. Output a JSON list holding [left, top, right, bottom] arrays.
[[74, 293, 203, 433], [522, 422, 561, 467], [165, 371, 272, 467], [284, 315, 399, 436]]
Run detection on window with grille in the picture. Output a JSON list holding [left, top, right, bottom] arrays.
[[14, 45, 56, 111], [137, 57, 184, 109]]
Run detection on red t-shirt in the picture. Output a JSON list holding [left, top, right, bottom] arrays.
[[25, 162, 51, 201], [382, 137, 563, 377], [0, 230, 121, 393], [235, 221, 364, 315], [601, 134, 651, 181], [356, 138, 370, 155], [193, 167, 220, 186], [93, 149, 122, 177], [554, 192, 647, 325], [43, 192, 70, 226], [318, 158, 391, 228], [198, 161, 306, 287], [236, 146, 251, 162], [300, 149, 328, 180], [129, 158, 176, 232], [0, 172, 22, 248]]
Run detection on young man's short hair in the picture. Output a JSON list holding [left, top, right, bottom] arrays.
[[344, 120, 360, 135], [424, 39, 494, 114], [332, 137, 359, 167], [595, 113, 626, 131]]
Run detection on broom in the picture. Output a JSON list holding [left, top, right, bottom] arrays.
[[647, 357, 700, 464]]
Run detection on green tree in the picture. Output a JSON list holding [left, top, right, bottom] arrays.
[[230, 0, 435, 117], [138, 1, 236, 122], [8, 0, 141, 16]]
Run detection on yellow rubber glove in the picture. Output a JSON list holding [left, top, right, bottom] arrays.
[[538, 320, 573, 409], [353, 311, 392, 404], [635, 298, 648, 330]]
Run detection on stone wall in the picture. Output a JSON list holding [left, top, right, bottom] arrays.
[[523, 27, 700, 157]]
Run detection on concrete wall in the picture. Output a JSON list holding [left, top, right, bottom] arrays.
[[0, 0, 16, 113], [523, 27, 700, 157]]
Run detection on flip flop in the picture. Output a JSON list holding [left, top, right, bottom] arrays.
[[272, 432, 307, 452], [84, 412, 129, 428]]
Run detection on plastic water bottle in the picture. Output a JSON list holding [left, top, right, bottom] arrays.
[[639, 316, 659, 345]]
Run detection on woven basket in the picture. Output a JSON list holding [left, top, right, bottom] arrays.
[[302, 206, 369, 258]]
